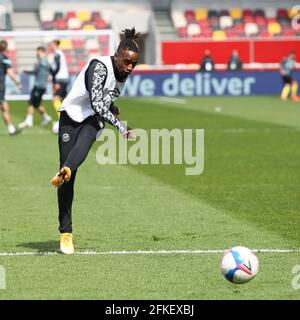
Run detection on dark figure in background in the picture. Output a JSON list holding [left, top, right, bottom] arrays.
[[227, 49, 243, 71], [199, 50, 215, 72]]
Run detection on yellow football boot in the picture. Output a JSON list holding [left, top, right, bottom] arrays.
[[60, 233, 74, 255], [51, 166, 71, 187]]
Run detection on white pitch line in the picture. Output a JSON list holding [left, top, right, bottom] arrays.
[[160, 97, 187, 104], [0, 248, 298, 257]]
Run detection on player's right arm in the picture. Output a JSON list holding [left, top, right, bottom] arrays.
[[4, 57, 21, 88]]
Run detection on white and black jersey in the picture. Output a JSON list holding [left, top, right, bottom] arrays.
[[60, 55, 127, 134], [50, 49, 69, 82]]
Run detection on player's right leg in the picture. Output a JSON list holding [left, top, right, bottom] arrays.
[[1, 100, 20, 135], [281, 84, 291, 101], [19, 87, 38, 128], [51, 112, 101, 253]]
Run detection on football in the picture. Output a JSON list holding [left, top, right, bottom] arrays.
[[220, 246, 259, 284], [52, 121, 59, 134]]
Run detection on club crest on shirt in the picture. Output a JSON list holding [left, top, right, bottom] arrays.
[[62, 133, 70, 142]]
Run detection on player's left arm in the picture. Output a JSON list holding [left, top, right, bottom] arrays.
[[49, 54, 60, 82]]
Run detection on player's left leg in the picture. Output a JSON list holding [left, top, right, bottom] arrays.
[[33, 87, 52, 126], [52, 83, 68, 133], [291, 80, 299, 102], [38, 104, 52, 126], [52, 111, 81, 254], [19, 105, 34, 128]]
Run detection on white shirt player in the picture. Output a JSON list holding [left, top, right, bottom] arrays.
[[60, 56, 127, 134], [51, 49, 69, 82]]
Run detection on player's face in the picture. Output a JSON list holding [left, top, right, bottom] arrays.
[[49, 42, 57, 52], [37, 50, 45, 58], [114, 49, 139, 78]]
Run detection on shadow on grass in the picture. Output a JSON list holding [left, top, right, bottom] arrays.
[[16, 241, 58, 252]]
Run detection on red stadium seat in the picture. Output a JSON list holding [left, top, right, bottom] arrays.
[[277, 8, 288, 19], [55, 19, 67, 30], [255, 16, 267, 26], [184, 10, 196, 23], [95, 18, 108, 29], [243, 9, 253, 18], [66, 11, 76, 20]]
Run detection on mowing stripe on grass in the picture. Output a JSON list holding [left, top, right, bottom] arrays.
[[1, 127, 300, 136], [160, 97, 187, 104], [0, 248, 298, 257]]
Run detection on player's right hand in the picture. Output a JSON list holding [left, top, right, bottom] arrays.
[[123, 128, 136, 140]]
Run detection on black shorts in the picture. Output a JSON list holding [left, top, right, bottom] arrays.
[[282, 75, 293, 84], [29, 86, 46, 108], [54, 81, 68, 99]]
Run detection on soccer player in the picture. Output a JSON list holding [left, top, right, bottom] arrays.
[[0, 39, 21, 135], [50, 27, 139, 254], [19, 47, 52, 129], [227, 49, 243, 71], [199, 49, 215, 72], [280, 50, 299, 102], [49, 39, 69, 131]]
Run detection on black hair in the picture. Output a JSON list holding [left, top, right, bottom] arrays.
[[0, 40, 8, 53], [52, 39, 60, 46], [37, 46, 46, 52], [117, 27, 140, 53]]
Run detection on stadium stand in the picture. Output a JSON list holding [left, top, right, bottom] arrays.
[[171, 0, 300, 39], [0, 1, 15, 69], [38, 0, 158, 67], [40, 9, 110, 31]]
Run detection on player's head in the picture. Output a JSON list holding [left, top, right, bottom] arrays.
[[204, 49, 211, 57], [0, 40, 8, 53], [50, 39, 60, 51], [114, 27, 140, 79], [232, 49, 239, 57], [36, 46, 46, 58]]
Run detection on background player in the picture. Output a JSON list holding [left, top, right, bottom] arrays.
[[280, 50, 299, 102], [50, 27, 139, 254], [0, 39, 21, 135], [49, 39, 69, 133], [19, 46, 52, 129]]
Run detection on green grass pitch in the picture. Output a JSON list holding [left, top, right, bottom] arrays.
[[0, 96, 300, 299]]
